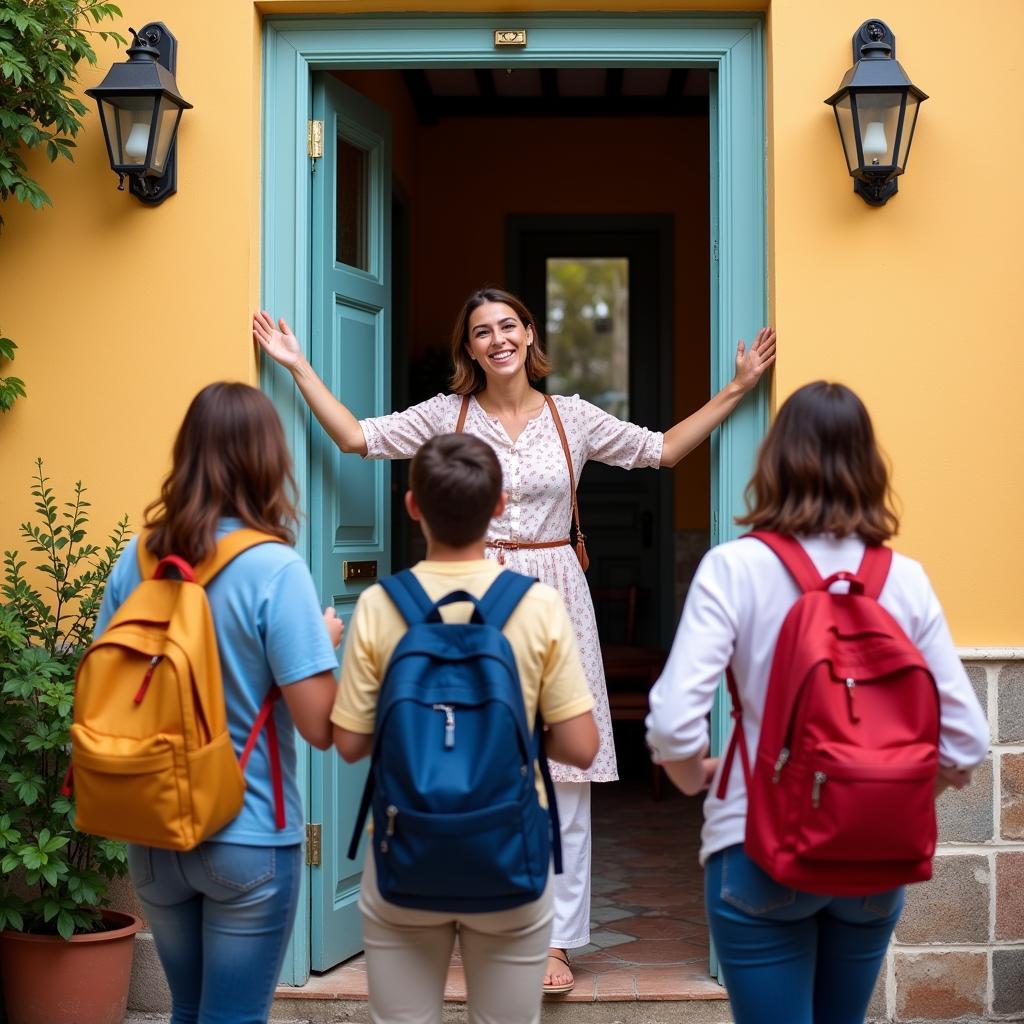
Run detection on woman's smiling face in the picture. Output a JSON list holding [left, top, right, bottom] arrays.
[[465, 302, 533, 383]]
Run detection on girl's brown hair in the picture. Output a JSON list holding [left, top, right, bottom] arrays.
[[736, 381, 899, 544], [449, 287, 551, 395], [144, 382, 299, 564]]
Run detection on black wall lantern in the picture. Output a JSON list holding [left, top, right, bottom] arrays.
[[825, 20, 927, 206], [86, 23, 192, 205]]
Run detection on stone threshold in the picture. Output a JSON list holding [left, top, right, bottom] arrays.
[[269, 1000, 734, 1023], [274, 961, 728, 1005], [269, 957, 732, 1021]]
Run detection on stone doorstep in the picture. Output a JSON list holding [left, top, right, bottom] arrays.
[[267, 962, 732, 1023], [129, 1009, 735, 1024], [269, 1001, 735, 1023]]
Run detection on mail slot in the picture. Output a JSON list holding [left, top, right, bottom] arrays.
[[343, 560, 378, 582]]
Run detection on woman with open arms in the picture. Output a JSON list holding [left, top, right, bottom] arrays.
[[253, 287, 775, 994]]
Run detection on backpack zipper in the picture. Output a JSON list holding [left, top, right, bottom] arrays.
[[380, 804, 398, 853], [771, 747, 790, 783], [811, 771, 828, 808], [133, 655, 163, 704], [845, 678, 861, 723], [432, 704, 456, 749]]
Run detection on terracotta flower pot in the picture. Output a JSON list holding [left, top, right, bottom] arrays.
[[0, 909, 141, 1024]]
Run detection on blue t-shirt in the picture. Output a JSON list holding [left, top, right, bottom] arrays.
[[94, 519, 339, 846]]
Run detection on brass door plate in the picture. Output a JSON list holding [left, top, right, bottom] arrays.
[[494, 29, 527, 47], [343, 560, 378, 582]]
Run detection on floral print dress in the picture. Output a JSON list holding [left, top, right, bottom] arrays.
[[360, 392, 664, 783]]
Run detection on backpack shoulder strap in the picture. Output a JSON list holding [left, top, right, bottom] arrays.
[[455, 394, 471, 433], [745, 531, 824, 593], [715, 667, 753, 801], [856, 545, 893, 600], [379, 570, 435, 626], [136, 530, 158, 580], [135, 529, 282, 584], [476, 571, 537, 630], [195, 530, 284, 586]]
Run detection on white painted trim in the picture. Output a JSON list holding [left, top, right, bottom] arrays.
[[957, 647, 1024, 661]]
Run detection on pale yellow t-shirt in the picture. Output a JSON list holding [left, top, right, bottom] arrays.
[[331, 560, 593, 802]]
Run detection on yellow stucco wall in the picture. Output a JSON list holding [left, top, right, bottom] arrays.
[[0, 0, 1020, 644]]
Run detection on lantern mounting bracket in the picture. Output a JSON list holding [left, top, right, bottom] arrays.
[[853, 20, 896, 62], [130, 22, 178, 75]]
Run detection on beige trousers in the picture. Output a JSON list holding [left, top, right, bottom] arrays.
[[359, 855, 554, 1024]]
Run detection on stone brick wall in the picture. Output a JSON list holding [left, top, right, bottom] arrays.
[[869, 658, 1024, 1023]]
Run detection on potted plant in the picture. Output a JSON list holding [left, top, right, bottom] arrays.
[[0, 460, 133, 1024]]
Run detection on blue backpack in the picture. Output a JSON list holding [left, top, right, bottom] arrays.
[[346, 569, 562, 912]]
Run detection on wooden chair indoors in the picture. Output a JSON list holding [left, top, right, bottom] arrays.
[[591, 585, 668, 799]]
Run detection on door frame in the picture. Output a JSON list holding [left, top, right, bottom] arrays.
[[261, 12, 767, 985]]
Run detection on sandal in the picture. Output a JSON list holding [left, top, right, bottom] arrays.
[[543, 950, 575, 995]]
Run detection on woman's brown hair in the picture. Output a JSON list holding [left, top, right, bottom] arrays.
[[144, 382, 299, 564], [449, 287, 551, 395], [736, 381, 899, 544]]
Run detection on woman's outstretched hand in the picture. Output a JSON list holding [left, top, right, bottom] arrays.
[[733, 327, 777, 394], [253, 311, 303, 371]]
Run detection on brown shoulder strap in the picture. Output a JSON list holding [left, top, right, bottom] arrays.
[[543, 395, 584, 543], [455, 395, 471, 433]]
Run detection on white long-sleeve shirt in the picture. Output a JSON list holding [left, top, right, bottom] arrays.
[[645, 534, 991, 865]]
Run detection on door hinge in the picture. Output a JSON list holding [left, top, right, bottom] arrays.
[[307, 120, 324, 160], [712, 239, 720, 263], [305, 823, 322, 867]]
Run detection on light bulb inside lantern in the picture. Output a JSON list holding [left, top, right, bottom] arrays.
[[124, 121, 150, 163], [861, 121, 888, 165]]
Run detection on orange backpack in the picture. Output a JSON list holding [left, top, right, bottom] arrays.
[[68, 529, 285, 850]]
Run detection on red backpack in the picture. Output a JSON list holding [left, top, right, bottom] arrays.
[[719, 532, 941, 896]]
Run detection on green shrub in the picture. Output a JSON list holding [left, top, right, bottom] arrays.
[[0, 459, 129, 937]]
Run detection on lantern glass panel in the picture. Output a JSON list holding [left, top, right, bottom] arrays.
[[852, 91, 903, 169], [150, 99, 183, 173], [897, 93, 921, 171], [98, 96, 157, 166], [833, 94, 857, 175]]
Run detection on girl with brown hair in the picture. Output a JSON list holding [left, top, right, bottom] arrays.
[[254, 288, 775, 993], [94, 382, 344, 1024], [645, 381, 988, 1024]]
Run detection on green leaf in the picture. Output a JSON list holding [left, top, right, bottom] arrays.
[[56, 910, 74, 940], [0, 908, 24, 931]]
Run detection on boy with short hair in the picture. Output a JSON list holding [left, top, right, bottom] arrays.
[[332, 432, 598, 1024]]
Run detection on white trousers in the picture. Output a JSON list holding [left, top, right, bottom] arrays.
[[550, 781, 591, 949]]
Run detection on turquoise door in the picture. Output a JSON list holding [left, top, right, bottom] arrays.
[[308, 73, 392, 971], [264, 13, 766, 984]]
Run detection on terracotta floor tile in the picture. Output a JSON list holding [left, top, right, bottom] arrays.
[[594, 969, 640, 1000], [443, 965, 466, 999], [635, 964, 729, 1000], [609, 938, 706, 965], [605, 915, 705, 940]]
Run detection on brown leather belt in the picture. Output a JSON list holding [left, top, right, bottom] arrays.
[[486, 539, 570, 551], [486, 538, 570, 564]]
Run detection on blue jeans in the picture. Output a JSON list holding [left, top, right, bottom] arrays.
[[128, 842, 302, 1024], [705, 845, 904, 1024]]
